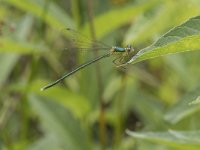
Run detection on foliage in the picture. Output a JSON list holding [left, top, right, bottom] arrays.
[[127, 16, 200, 64], [0, 0, 200, 150]]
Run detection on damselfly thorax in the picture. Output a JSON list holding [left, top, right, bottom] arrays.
[[110, 44, 135, 64]]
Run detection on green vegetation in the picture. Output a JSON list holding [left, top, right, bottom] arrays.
[[1, 0, 200, 150]]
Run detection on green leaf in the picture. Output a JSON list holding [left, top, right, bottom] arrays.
[[0, 37, 47, 54], [29, 79, 90, 119], [189, 96, 200, 105], [124, 90, 166, 129], [28, 94, 91, 150], [82, 0, 159, 39], [164, 86, 200, 124], [103, 75, 122, 103], [0, 14, 47, 54], [5, 0, 74, 30], [0, 54, 19, 88], [27, 134, 62, 150], [127, 129, 200, 150], [127, 16, 200, 64], [124, 0, 200, 46]]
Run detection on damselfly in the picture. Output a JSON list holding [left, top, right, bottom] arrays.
[[41, 28, 134, 91]]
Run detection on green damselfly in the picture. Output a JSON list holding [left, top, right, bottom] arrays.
[[41, 28, 134, 91]]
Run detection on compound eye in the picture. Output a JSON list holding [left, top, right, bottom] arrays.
[[127, 44, 132, 49]]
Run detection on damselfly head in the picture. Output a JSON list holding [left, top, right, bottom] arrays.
[[126, 44, 134, 53]]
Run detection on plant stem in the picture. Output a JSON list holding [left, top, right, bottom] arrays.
[[86, 0, 106, 149], [71, 0, 81, 27], [113, 74, 127, 148]]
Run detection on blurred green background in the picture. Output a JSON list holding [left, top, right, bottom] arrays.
[[1, 0, 200, 150]]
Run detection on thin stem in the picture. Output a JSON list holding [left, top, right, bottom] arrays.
[[113, 74, 127, 148], [86, 0, 106, 149], [71, 0, 81, 27]]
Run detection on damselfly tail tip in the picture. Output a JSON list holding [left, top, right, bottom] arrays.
[[40, 86, 47, 91]]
